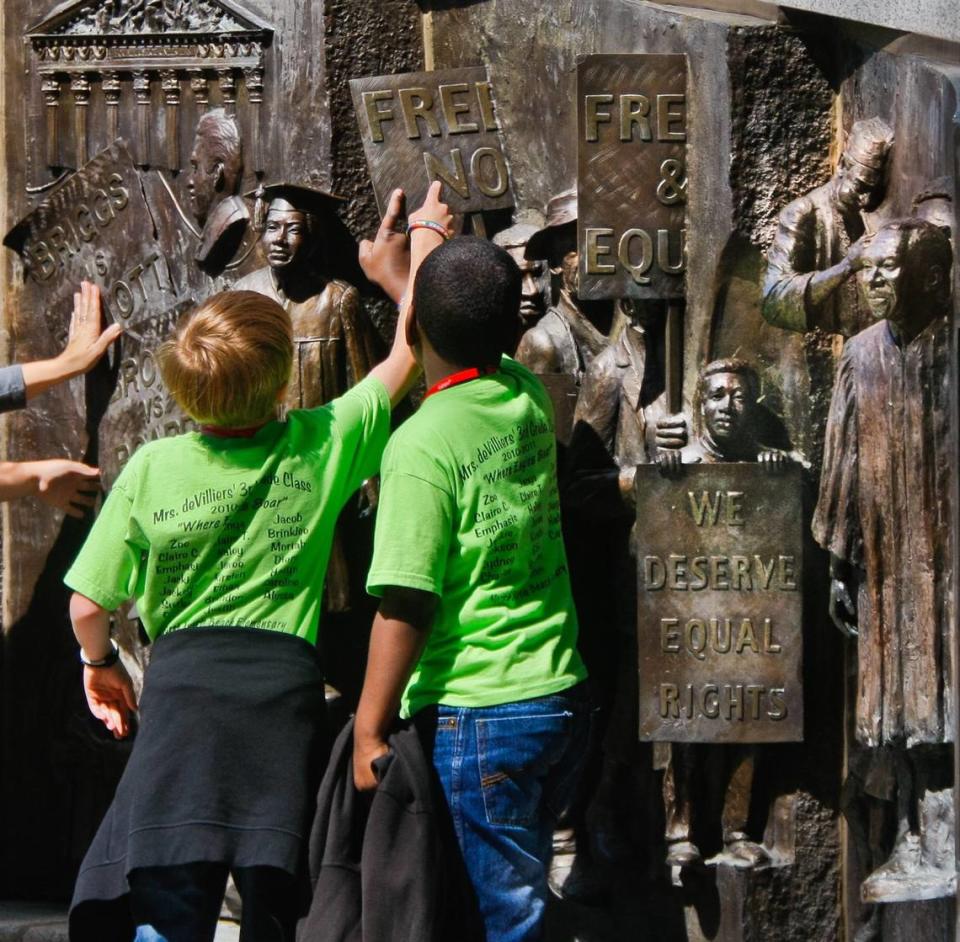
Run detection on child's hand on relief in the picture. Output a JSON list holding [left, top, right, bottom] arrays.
[[83, 661, 138, 739], [407, 180, 453, 237], [62, 281, 123, 377], [359, 188, 410, 304]]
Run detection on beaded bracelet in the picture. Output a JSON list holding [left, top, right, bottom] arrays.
[[407, 219, 449, 240], [80, 638, 120, 668]]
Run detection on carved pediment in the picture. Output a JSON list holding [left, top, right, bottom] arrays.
[[28, 0, 271, 40]]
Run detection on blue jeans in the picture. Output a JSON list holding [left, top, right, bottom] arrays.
[[419, 682, 592, 942]]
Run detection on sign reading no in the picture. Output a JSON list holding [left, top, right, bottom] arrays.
[[351, 66, 515, 216]]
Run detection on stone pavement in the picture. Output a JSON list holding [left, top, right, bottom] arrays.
[[0, 904, 240, 941]]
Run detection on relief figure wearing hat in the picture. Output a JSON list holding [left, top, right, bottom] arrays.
[[515, 188, 616, 383], [762, 117, 894, 337], [186, 109, 251, 276], [234, 183, 379, 611]]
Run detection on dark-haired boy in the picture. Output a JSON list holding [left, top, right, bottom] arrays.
[[353, 236, 589, 941]]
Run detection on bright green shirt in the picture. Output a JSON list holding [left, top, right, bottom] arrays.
[[368, 356, 586, 717], [65, 376, 390, 645]]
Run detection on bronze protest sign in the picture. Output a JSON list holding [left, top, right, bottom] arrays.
[[577, 54, 687, 300], [636, 464, 803, 743], [350, 66, 514, 216]]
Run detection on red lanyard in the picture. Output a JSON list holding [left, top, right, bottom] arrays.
[[425, 366, 497, 399], [199, 422, 268, 438]]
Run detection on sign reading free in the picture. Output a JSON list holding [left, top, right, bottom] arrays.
[[577, 54, 687, 300], [350, 67, 514, 216]]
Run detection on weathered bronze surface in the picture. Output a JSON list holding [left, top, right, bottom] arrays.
[[234, 182, 379, 612], [537, 373, 578, 446], [187, 108, 250, 275], [4, 141, 196, 485], [812, 217, 956, 903], [349, 66, 514, 217], [24, 0, 272, 180], [636, 462, 803, 743], [762, 116, 894, 337], [515, 189, 614, 386], [577, 54, 687, 301]]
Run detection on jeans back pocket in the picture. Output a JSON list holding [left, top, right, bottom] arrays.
[[476, 711, 574, 829]]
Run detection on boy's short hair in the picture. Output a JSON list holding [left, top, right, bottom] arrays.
[[413, 236, 521, 368], [158, 290, 293, 426]]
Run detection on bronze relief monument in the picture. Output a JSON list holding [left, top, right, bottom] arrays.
[[0, 2, 957, 940]]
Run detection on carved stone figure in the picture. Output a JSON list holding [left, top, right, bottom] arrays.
[[515, 188, 610, 382], [492, 221, 547, 336], [234, 182, 378, 611], [186, 108, 249, 274], [762, 117, 894, 336], [812, 217, 955, 901]]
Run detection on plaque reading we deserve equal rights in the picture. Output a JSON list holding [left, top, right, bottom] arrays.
[[636, 464, 804, 744]]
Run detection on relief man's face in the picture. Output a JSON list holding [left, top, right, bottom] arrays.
[[186, 136, 221, 226], [504, 245, 545, 326], [701, 372, 752, 448], [857, 228, 905, 324], [836, 156, 883, 214], [262, 204, 309, 270]]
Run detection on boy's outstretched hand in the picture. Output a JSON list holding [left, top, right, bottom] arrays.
[[83, 662, 137, 739], [359, 189, 410, 304]]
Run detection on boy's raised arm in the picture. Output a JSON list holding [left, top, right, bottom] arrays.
[[363, 182, 452, 407]]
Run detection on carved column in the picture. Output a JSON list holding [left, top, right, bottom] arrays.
[[102, 71, 121, 144], [217, 67, 237, 114], [69, 73, 91, 168], [160, 69, 181, 170], [189, 69, 209, 112], [244, 65, 264, 174], [40, 76, 61, 168], [132, 71, 151, 167]]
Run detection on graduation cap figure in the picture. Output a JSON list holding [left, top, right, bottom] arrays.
[[248, 182, 345, 234], [244, 181, 376, 290]]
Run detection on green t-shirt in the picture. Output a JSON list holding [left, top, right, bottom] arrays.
[[367, 356, 586, 717], [65, 376, 390, 645]]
